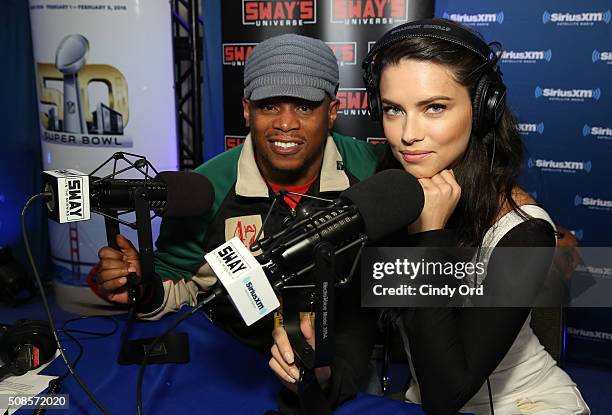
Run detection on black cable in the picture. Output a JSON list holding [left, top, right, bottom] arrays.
[[22, 193, 111, 415], [119, 306, 138, 356], [252, 192, 281, 248], [32, 378, 62, 415], [61, 315, 119, 338], [487, 377, 495, 415], [136, 292, 219, 415], [32, 330, 83, 415], [489, 130, 497, 173], [34, 316, 117, 415], [56, 329, 84, 380], [56, 315, 119, 380]]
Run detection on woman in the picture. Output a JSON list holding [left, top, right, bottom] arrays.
[[364, 18, 590, 414]]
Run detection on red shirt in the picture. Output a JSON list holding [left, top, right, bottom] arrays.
[[267, 176, 318, 209]]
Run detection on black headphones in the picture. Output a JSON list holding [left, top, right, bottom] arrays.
[[0, 320, 57, 381], [362, 18, 507, 138]]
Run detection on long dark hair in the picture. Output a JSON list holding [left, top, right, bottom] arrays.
[[374, 28, 525, 247]]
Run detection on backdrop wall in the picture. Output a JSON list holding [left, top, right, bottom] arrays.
[[433, 0, 612, 369], [201, 0, 612, 368], [1, 0, 609, 368], [0, 0, 48, 273]]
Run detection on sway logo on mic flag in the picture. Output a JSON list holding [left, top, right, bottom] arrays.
[[205, 238, 280, 326], [43, 169, 91, 223]]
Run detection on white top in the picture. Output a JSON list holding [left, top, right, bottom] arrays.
[[402, 205, 590, 414]]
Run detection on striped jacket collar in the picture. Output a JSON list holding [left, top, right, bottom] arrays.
[[235, 133, 351, 198]]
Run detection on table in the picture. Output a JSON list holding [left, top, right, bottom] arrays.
[[3, 299, 428, 415]]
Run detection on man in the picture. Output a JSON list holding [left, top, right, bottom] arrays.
[[93, 34, 381, 412]]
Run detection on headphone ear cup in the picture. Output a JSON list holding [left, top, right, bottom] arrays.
[[364, 68, 382, 122], [2, 321, 57, 366], [472, 75, 489, 138], [472, 72, 506, 138], [488, 78, 507, 127], [368, 88, 382, 122]]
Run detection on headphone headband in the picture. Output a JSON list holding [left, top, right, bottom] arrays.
[[363, 18, 506, 137], [363, 19, 497, 70]]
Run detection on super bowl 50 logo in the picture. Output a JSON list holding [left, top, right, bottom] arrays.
[[331, 0, 407, 25], [37, 34, 132, 148], [242, 0, 316, 26]]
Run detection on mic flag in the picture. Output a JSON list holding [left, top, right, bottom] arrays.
[[42, 169, 91, 223], [205, 237, 280, 326]]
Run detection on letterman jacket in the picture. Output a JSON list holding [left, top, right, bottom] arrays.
[[138, 131, 382, 410]]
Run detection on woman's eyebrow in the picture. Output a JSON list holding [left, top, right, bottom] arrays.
[[416, 96, 454, 106], [381, 98, 403, 108], [381, 96, 454, 107]]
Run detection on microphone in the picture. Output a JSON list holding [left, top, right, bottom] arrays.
[[254, 169, 424, 276], [42, 169, 214, 223], [205, 237, 281, 326], [204, 169, 424, 326]]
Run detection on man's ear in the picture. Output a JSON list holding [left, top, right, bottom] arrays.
[[242, 98, 251, 128], [328, 99, 339, 129]]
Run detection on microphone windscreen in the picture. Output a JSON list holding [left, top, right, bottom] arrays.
[[340, 169, 424, 241], [156, 171, 215, 217]]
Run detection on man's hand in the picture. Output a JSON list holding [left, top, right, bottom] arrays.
[[409, 169, 461, 233], [95, 234, 142, 304], [554, 225, 582, 281], [269, 314, 331, 393]]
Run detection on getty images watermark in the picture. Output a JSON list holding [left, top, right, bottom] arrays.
[[361, 247, 612, 308], [371, 257, 487, 298]]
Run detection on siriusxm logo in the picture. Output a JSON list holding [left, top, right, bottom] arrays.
[[242, 277, 267, 314], [575, 265, 612, 278], [442, 11, 504, 25], [543, 10, 611, 25], [535, 86, 601, 101], [592, 50, 612, 63], [567, 327, 612, 341], [501, 49, 552, 63], [582, 124, 612, 140], [575, 195, 612, 210], [528, 158, 592, 173], [517, 122, 545, 135]]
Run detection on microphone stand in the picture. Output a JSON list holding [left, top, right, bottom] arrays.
[[280, 235, 367, 415], [103, 191, 156, 364], [103, 190, 155, 301], [89, 152, 186, 364], [282, 241, 335, 415]]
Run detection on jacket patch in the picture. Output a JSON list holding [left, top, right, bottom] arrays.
[[225, 215, 264, 250]]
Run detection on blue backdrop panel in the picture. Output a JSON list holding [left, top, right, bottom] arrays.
[[435, 0, 612, 368], [202, 0, 225, 161], [0, 0, 48, 271]]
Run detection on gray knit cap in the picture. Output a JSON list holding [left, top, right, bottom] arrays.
[[243, 34, 339, 102]]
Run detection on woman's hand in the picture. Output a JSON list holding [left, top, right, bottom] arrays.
[[409, 169, 461, 233], [269, 314, 331, 394]]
